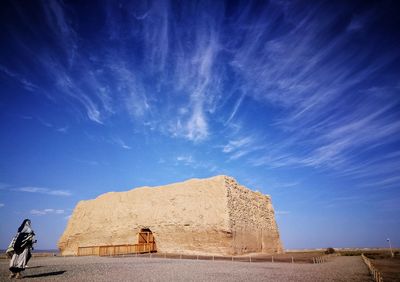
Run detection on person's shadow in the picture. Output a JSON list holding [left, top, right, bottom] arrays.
[[25, 266, 43, 269], [24, 270, 66, 278]]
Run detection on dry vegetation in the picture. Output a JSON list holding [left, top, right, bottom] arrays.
[[364, 252, 400, 282]]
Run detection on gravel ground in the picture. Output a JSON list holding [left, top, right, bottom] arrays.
[[0, 255, 372, 281]]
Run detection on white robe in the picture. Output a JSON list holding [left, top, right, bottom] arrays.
[[9, 247, 31, 272]]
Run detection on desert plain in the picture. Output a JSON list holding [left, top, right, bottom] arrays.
[[0, 254, 371, 282]]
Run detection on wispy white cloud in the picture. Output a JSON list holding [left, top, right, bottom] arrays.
[[165, 22, 222, 142], [18, 115, 33, 120], [225, 94, 246, 125], [37, 118, 53, 128], [318, 195, 370, 209], [175, 155, 217, 172], [176, 155, 194, 165], [0, 203, 4, 208], [0, 65, 38, 91], [221, 135, 265, 161], [108, 63, 151, 120], [376, 197, 400, 212], [30, 208, 65, 216], [5, 1, 223, 143], [223, 137, 254, 153], [15, 187, 72, 196], [35, 52, 107, 124], [275, 210, 290, 215], [141, 1, 170, 73], [21, 0, 115, 125], [220, 1, 399, 178], [358, 176, 400, 189], [266, 180, 300, 189], [17, 115, 71, 134], [3, 0, 399, 190], [184, 105, 209, 142], [42, 0, 77, 66], [57, 126, 69, 133], [111, 137, 131, 150]]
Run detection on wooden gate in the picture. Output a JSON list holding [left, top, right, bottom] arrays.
[[138, 230, 156, 250]]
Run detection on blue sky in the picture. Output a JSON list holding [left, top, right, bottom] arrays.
[[0, 0, 399, 250]]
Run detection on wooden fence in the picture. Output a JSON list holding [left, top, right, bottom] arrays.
[[77, 246, 100, 256], [312, 256, 326, 264], [361, 253, 384, 282], [78, 243, 155, 257], [76, 249, 327, 265]]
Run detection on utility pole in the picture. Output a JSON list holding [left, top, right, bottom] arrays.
[[387, 238, 394, 258]]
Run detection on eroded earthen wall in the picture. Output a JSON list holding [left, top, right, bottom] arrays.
[[59, 176, 232, 256], [225, 177, 283, 254], [58, 175, 283, 256]]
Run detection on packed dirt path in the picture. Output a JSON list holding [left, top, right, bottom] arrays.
[[0, 255, 372, 281]]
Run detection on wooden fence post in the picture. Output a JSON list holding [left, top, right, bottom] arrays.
[[361, 253, 384, 282]]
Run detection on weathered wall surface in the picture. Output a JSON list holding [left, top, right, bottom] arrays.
[[59, 176, 231, 255], [58, 175, 283, 256], [225, 177, 283, 254]]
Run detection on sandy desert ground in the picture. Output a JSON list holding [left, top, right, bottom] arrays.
[[1, 255, 372, 281]]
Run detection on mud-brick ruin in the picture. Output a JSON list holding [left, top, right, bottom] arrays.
[[58, 175, 283, 256]]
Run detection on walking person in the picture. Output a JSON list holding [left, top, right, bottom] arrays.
[[6, 219, 37, 279]]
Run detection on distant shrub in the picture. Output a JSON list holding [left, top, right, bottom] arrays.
[[342, 252, 356, 256], [325, 247, 335, 254]]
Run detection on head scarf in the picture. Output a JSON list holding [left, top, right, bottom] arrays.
[[17, 219, 33, 233]]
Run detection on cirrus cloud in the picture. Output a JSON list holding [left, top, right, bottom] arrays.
[[15, 187, 72, 197], [30, 208, 65, 216]]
